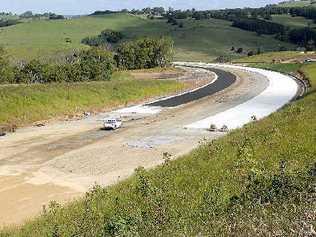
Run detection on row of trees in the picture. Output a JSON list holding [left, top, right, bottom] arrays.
[[0, 37, 174, 84], [20, 11, 65, 20], [0, 19, 19, 28], [232, 18, 285, 35], [231, 18, 316, 49], [0, 48, 114, 84], [81, 30, 124, 47]]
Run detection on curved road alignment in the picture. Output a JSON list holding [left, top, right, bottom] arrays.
[[115, 67, 236, 114], [147, 68, 236, 107], [178, 62, 299, 130]]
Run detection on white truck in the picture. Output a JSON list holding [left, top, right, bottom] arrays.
[[102, 118, 122, 130]]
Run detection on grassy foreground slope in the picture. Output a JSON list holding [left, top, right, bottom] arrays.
[[0, 71, 185, 127], [0, 14, 294, 62], [2, 63, 315, 236]]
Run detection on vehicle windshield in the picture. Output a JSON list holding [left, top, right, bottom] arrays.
[[105, 119, 120, 124]]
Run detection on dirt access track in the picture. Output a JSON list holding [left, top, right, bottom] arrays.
[[0, 64, 293, 225]]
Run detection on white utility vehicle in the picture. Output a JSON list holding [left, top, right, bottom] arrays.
[[102, 118, 122, 130]]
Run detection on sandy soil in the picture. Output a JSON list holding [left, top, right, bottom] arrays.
[[0, 66, 268, 226]]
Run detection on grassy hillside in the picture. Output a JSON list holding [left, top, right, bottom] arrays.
[[271, 14, 316, 28], [278, 0, 316, 7], [2, 62, 315, 236], [0, 71, 186, 128], [233, 50, 316, 63], [0, 14, 295, 62], [0, 14, 138, 61]]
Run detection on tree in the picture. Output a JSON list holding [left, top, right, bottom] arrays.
[[0, 47, 16, 83], [78, 48, 114, 81], [20, 11, 33, 18], [115, 37, 174, 70], [16, 60, 47, 83], [247, 51, 255, 57], [82, 30, 123, 47], [236, 48, 243, 54]]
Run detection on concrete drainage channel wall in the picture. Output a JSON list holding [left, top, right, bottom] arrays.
[[178, 62, 299, 130]]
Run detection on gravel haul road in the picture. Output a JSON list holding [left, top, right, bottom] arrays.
[[0, 63, 297, 225]]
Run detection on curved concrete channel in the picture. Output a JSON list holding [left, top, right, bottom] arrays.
[[0, 64, 298, 225], [175, 62, 299, 130]]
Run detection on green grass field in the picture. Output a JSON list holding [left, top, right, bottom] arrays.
[[0, 14, 295, 62], [0, 71, 186, 127], [271, 14, 316, 28], [233, 51, 316, 63], [2, 62, 315, 236], [278, 0, 316, 7]]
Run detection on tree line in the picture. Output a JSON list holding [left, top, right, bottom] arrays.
[[232, 18, 285, 35], [0, 48, 114, 84], [19, 11, 65, 20], [81, 30, 124, 47], [0, 37, 174, 84], [0, 19, 19, 28]]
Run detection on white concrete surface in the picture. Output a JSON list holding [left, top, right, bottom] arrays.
[[177, 63, 298, 130], [114, 105, 162, 115]]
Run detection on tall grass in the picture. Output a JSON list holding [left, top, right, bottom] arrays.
[[1, 64, 315, 236]]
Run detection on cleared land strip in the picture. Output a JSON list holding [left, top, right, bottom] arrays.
[[0, 65, 268, 225], [175, 62, 299, 130]]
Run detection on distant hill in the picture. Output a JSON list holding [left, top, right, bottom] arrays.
[[277, 0, 316, 7]]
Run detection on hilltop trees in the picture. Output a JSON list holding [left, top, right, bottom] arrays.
[[115, 37, 174, 70]]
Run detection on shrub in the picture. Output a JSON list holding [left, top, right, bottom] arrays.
[[0, 48, 115, 84], [82, 29, 124, 47], [115, 37, 174, 70], [236, 48, 243, 54], [0, 48, 16, 83], [77, 48, 114, 81]]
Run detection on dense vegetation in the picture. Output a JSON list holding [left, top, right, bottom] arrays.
[[0, 19, 19, 28], [115, 37, 174, 70], [232, 18, 285, 35], [1, 62, 315, 236], [0, 48, 114, 84], [0, 36, 174, 84], [81, 29, 124, 47], [19, 11, 65, 20]]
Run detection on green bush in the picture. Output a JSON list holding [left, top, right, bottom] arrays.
[[0, 48, 115, 84], [77, 47, 114, 81], [115, 37, 174, 70], [81, 29, 124, 47]]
